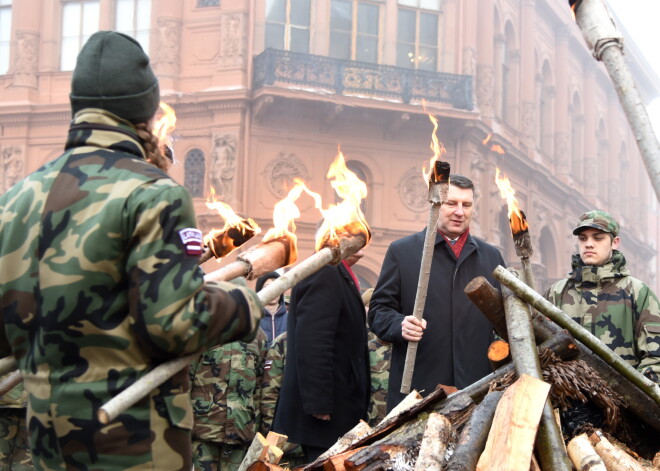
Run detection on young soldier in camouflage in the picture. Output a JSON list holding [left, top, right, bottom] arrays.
[[545, 210, 660, 383], [0, 32, 262, 470]]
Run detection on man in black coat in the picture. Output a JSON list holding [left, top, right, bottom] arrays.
[[272, 249, 370, 462], [369, 175, 505, 411]]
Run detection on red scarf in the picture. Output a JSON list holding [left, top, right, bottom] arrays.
[[441, 228, 470, 258], [341, 260, 360, 292]]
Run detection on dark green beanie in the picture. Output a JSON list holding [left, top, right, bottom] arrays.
[[70, 31, 159, 124]]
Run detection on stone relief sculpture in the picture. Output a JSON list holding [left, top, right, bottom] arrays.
[[155, 19, 181, 76], [397, 168, 427, 212], [219, 14, 245, 68], [1, 145, 25, 193], [209, 133, 237, 202], [13, 31, 39, 88], [263, 152, 310, 199], [476, 64, 494, 118]]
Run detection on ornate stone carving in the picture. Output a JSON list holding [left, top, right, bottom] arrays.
[[13, 31, 39, 89], [0, 145, 25, 193], [583, 158, 597, 195], [209, 133, 237, 202], [397, 168, 427, 212], [219, 13, 245, 68], [155, 19, 181, 76], [462, 46, 477, 76], [554, 132, 569, 174], [263, 152, 311, 199], [476, 64, 494, 118], [521, 101, 536, 146]]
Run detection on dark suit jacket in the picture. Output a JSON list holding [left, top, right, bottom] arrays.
[[272, 263, 370, 448], [368, 230, 505, 410]]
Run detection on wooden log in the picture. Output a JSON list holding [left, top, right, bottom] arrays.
[[464, 276, 508, 341], [265, 431, 289, 450], [322, 447, 367, 471], [317, 420, 372, 462], [267, 446, 284, 465], [529, 455, 542, 471], [494, 265, 660, 408], [0, 357, 17, 376], [238, 433, 271, 471], [0, 370, 22, 397], [414, 412, 452, 471], [487, 340, 510, 370], [246, 461, 285, 471], [588, 430, 647, 471], [567, 434, 607, 471], [445, 390, 503, 471], [343, 442, 413, 471], [476, 374, 551, 471], [501, 283, 572, 471], [383, 391, 423, 421]]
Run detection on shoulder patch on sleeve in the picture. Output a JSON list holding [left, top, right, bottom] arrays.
[[179, 228, 203, 256]]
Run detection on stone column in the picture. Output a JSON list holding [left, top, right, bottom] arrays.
[[583, 64, 597, 198], [476, 0, 494, 119], [11, 0, 42, 88], [152, 2, 183, 79], [519, 0, 536, 147], [554, 25, 570, 175]]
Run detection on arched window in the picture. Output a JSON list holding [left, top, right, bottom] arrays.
[[184, 148, 206, 197], [345, 160, 371, 219]]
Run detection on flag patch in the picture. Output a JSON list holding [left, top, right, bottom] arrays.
[[179, 228, 204, 256]]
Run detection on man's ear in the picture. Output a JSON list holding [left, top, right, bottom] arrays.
[[612, 236, 621, 250]]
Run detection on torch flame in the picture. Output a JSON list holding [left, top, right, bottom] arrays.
[[495, 168, 528, 235], [315, 149, 371, 252], [482, 133, 506, 154], [421, 103, 447, 184], [204, 188, 261, 259], [154, 102, 177, 149]]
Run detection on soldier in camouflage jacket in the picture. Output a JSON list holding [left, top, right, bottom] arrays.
[[0, 373, 32, 470], [0, 32, 262, 470], [190, 327, 269, 471], [545, 210, 660, 383]]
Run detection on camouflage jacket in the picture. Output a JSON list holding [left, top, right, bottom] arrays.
[[259, 331, 286, 436], [0, 109, 263, 470], [367, 332, 391, 426], [545, 250, 660, 383], [190, 328, 268, 445]]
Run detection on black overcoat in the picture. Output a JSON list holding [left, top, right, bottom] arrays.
[[368, 230, 505, 410], [272, 263, 370, 448]]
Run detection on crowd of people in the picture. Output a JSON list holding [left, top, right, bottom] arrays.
[[0, 31, 659, 471]]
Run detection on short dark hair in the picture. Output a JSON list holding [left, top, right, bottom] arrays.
[[449, 174, 474, 191]]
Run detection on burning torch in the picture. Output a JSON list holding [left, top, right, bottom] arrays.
[[570, 0, 660, 201], [495, 168, 536, 290], [400, 112, 451, 394]]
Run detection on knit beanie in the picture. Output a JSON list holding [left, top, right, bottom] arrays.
[[70, 31, 160, 124]]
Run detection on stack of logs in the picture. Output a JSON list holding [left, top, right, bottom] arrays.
[[240, 268, 660, 471]]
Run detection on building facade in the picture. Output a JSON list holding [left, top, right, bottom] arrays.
[[0, 0, 659, 293]]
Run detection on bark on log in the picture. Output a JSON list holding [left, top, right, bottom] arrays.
[[246, 462, 284, 471], [464, 276, 508, 341], [476, 374, 551, 471], [322, 447, 368, 471], [317, 420, 372, 462], [567, 434, 607, 471], [487, 340, 511, 370], [494, 265, 660, 408], [383, 391, 423, 421], [239, 433, 271, 471], [0, 370, 22, 397], [265, 431, 289, 450], [413, 412, 452, 471], [501, 283, 572, 471], [445, 390, 503, 471], [589, 430, 647, 471]]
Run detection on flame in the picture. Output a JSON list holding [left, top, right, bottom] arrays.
[[204, 188, 261, 259], [421, 102, 447, 184], [495, 168, 528, 235], [315, 149, 371, 251], [482, 133, 506, 154], [482, 133, 492, 146], [154, 101, 177, 149]]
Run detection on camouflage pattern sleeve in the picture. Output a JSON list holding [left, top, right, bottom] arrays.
[[259, 332, 286, 437], [634, 283, 660, 383], [124, 182, 262, 358]]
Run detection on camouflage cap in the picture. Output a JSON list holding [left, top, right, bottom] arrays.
[[573, 210, 619, 237]]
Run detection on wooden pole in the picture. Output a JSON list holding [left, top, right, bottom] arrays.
[[494, 265, 660, 407], [414, 413, 452, 471], [464, 276, 508, 341], [400, 163, 449, 394], [567, 434, 607, 471], [98, 233, 368, 424], [0, 370, 23, 397]]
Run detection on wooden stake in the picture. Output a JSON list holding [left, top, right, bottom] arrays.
[[464, 276, 508, 341], [588, 431, 647, 471], [414, 412, 452, 471], [567, 434, 607, 471], [476, 374, 550, 471]]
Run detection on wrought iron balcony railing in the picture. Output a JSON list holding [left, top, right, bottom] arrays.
[[253, 48, 473, 110]]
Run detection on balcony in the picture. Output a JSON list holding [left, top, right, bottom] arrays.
[[253, 49, 473, 110]]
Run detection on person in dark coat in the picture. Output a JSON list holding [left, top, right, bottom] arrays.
[[272, 249, 370, 462], [369, 175, 505, 411], [256, 271, 288, 344]]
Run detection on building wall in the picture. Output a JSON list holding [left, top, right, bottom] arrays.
[[1, 0, 659, 293]]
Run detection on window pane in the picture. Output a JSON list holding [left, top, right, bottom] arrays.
[[356, 36, 377, 62], [0, 0, 12, 6], [329, 31, 350, 59], [398, 0, 417, 6], [358, 3, 378, 35], [137, 0, 151, 31], [266, 0, 286, 23], [290, 0, 310, 27], [265, 23, 285, 49], [397, 43, 414, 68], [419, 12, 437, 45], [419, 0, 440, 10], [115, 0, 133, 31], [290, 27, 309, 53], [82, 2, 99, 37], [62, 3, 81, 39], [330, 0, 352, 32], [0, 7, 10, 41], [397, 9, 415, 43], [61, 37, 79, 70], [418, 44, 436, 70]]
